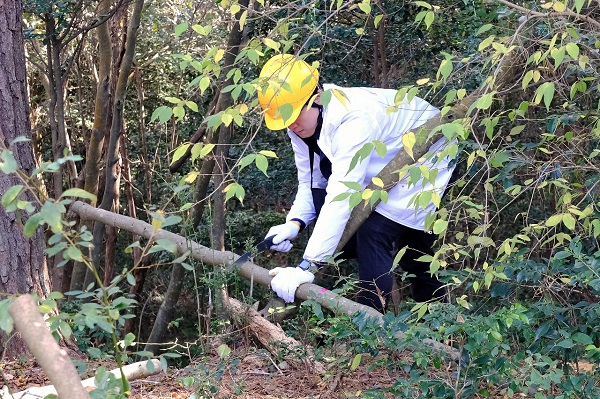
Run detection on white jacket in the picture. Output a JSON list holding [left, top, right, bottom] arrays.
[[285, 84, 455, 262]]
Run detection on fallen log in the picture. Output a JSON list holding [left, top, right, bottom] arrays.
[[7, 294, 91, 399], [3, 294, 162, 399], [228, 297, 326, 374], [70, 201, 460, 361], [3, 359, 162, 399]]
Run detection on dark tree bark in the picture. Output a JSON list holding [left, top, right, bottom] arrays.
[[0, 0, 51, 358], [70, 0, 113, 291], [89, 0, 145, 290]]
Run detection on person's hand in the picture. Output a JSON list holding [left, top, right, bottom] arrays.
[[265, 222, 300, 252], [269, 267, 315, 303]]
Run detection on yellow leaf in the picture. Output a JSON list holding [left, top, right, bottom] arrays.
[[184, 171, 199, 184], [416, 78, 430, 85], [402, 132, 416, 160], [331, 88, 348, 107], [552, 1, 566, 11], [214, 49, 225, 62], [238, 10, 247, 29], [152, 210, 165, 231], [372, 177, 384, 188]]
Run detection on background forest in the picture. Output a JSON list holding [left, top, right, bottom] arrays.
[[1, 0, 600, 398]]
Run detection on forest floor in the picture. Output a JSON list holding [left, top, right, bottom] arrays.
[[1, 343, 448, 399]]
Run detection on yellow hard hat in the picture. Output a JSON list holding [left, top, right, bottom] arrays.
[[258, 54, 319, 130]]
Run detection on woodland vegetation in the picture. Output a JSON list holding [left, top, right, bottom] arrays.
[[1, 0, 600, 398]]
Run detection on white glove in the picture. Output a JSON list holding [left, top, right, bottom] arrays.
[[269, 267, 315, 303], [265, 222, 300, 252]]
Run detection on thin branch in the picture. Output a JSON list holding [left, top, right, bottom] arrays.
[[496, 0, 600, 30]]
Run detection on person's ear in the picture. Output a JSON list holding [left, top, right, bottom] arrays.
[[314, 91, 322, 106]]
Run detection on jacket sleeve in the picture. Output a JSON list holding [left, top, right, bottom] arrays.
[[303, 112, 376, 262], [285, 132, 327, 227]]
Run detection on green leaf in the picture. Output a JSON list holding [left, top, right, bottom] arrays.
[[217, 344, 231, 359], [0, 299, 14, 333], [173, 105, 185, 120], [263, 38, 280, 51], [433, 219, 448, 234], [545, 214, 563, 227], [342, 181, 362, 191], [562, 213, 576, 230], [278, 103, 294, 125], [199, 76, 210, 94], [255, 154, 269, 176], [170, 143, 191, 166], [424, 11, 434, 29], [320, 90, 332, 108], [522, 70, 534, 90], [374, 15, 383, 28], [174, 23, 188, 37], [373, 140, 387, 158], [2, 185, 23, 207], [64, 246, 84, 262], [150, 106, 173, 123], [358, 0, 371, 14], [557, 339, 574, 349], [40, 202, 64, 233], [332, 192, 352, 202], [550, 46, 566, 69], [436, 58, 453, 81], [349, 192, 362, 208], [60, 188, 97, 202], [478, 35, 495, 51], [565, 42, 579, 59], [476, 24, 493, 36], [23, 213, 44, 238], [543, 82, 555, 110], [164, 96, 180, 104], [258, 150, 277, 158], [200, 143, 215, 158], [350, 354, 362, 371], [239, 154, 256, 171], [476, 93, 494, 110], [347, 142, 373, 174], [572, 332, 593, 345], [186, 101, 198, 112], [149, 239, 178, 254], [0, 150, 18, 174]]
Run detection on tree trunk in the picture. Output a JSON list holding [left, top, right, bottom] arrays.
[[0, 0, 51, 358], [71, 0, 114, 291], [90, 0, 145, 290], [143, 263, 185, 355]]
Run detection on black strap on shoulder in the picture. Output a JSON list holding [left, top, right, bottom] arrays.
[[298, 104, 332, 181]]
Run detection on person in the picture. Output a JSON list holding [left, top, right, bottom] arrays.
[[257, 54, 456, 313]]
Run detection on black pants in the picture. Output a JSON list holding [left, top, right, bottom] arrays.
[[312, 189, 446, 313]]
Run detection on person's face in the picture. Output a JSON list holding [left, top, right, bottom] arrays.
[[288, 104, 320, 138]]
